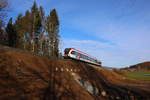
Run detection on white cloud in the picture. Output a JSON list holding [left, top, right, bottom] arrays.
[[62, 39, 118, 67], [62, 38, 150, 68]]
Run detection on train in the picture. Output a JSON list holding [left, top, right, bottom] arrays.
[[64, 48, 101, 66]]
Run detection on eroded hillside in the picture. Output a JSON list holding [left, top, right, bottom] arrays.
[[0, 46, 150, 100]]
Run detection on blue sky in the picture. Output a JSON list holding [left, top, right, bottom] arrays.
[[8, 0, 150, 68]]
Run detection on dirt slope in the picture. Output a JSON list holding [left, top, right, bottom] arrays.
[[0, 47, 150, 100]]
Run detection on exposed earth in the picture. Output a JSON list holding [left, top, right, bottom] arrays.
[[0, 46, 150, 100]]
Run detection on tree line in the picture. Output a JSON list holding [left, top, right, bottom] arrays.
[[0, 1, 60, 58]]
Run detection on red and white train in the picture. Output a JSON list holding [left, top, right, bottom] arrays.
[[64, 48, 101, 66]]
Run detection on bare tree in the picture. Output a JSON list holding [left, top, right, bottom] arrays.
[[0, 0, 8, 45], [0, 0, 8, 27], [0, 0, 8, 10]]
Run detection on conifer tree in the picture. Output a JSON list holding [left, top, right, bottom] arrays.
[[47, 9, 60, 58], [42, 38, 50, 57], [4, 1, 61, 58], [6, 18, 17, 47], [15, 14, 26, 49], [30, 1, 42, 53], [39, 6, 45, 19]]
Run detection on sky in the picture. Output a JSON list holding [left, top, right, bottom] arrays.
[[8, 0, 150, 68]]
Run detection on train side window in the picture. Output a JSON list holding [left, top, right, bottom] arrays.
[[90, 58, 92, 61], [93, 59, 95, 62], [78, 53, 82, 58], [87, 56, 89, 60], [80, 54, 82, 58], [84, 56, 87, 60], [76, 52, 79, 56], [92, 58, 94, 62], [80, 54, 84, 58], [83, 55, 86, 59], [85, 56, 88, 60], [71, 51, 75, 55]]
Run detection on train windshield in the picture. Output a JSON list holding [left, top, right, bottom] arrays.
[[64, 48, 71, 54], [71, 51, 75, 54]]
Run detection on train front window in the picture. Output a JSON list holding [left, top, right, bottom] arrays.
[[71, 51, 75, 54], [64, 48, 70, 54]]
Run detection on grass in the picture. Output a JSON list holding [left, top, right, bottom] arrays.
[[123, 71, 150, 80]]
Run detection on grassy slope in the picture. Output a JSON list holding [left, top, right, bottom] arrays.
[[123, 71, 150, 80]]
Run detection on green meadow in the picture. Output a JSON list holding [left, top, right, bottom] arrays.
[[123, 71, 150, 80]]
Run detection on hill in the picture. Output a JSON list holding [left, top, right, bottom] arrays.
[[122, 62, 150, 72], [0, 46, 150, 100], [102, 66, 114, 70], [129, 62, 150, 70]]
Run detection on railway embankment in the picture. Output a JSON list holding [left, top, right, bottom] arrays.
[[0, 46, 150, 100]]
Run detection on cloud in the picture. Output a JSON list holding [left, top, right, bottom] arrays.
[[62, 39, 114, 49], [62, 37, 150, 68], [62, 39, 120, 67]]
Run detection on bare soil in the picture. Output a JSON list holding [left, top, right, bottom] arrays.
[[0, 47, 150, 100]]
